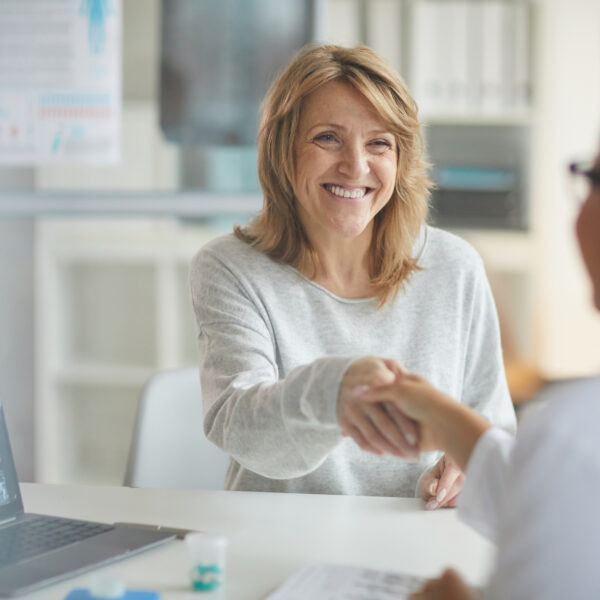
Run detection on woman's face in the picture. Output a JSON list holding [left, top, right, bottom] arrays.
[[292, 80, 398, 246], [576, 155, 600, 309]]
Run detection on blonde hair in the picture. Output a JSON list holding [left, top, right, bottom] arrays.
[[235, 43, 431, 306]]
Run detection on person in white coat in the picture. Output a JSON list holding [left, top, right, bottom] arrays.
[[359, 151, 600, 599]]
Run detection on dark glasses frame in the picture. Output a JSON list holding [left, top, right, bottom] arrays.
[[569, 161, 600, 187]]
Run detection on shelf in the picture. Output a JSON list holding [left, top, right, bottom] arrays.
[[176, 263, 201, 366], [54, 364, 156, 388], [0, 191, 263, 218], [421, 111, 533, 126]]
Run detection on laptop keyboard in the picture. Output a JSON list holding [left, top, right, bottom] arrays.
[[0, 515, 114, 567]]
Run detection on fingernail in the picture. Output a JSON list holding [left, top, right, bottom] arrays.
[[405, 431, 417, 446], [352, 385, 369, 398], [436, 488, 447, 503], [426, 499, 438, 510], [429, 482, 437, 495]]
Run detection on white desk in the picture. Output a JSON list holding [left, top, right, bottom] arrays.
[[20, 483, 495, 599]]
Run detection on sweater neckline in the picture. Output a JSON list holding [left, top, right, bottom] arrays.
[[284, 226, 429, 304]]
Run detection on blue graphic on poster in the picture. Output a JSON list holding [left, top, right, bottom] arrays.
[[79, 0, 115, 54], [0, 0, 121, 164]]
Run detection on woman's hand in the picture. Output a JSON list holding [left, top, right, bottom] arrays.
[[358, 372, 491, 471], [338, 357, 419, 458], [357, 372, 448, 451], [410, 569, 476, 600], [419, 455, 464, 510]]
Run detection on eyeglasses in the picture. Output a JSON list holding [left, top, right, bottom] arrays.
[[569, 161, 600, 187], [569, 160, 600, 203]]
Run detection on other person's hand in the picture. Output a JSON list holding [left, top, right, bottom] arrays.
[[338, 357, 419, 458], [358, 372, 491, 472], [410, 568, 476, 600], [358, 371, 449, 451], [419, 454, 464, 510]]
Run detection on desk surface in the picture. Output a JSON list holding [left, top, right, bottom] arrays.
[[20, 483, 494, 599]]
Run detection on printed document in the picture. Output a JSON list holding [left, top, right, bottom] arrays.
[[266, 563, 424, 600]]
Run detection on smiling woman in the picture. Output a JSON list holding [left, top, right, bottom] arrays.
[[238, 44, 430, 306], [189, 44, 516, 505], [292, 80, 398, 294]]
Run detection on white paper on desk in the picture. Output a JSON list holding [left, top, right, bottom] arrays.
[[265, 563, 424, 600]]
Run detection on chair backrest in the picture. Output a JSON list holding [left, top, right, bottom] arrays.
[[124, 367, 230, 489]]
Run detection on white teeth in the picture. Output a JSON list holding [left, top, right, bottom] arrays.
[[325, 184, 367, 199]]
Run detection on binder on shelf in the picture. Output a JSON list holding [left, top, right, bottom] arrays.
[[465, 1, 484, 110], [480, 1, 509, 112], [433, 165, 516, 192], [323, 0, 361, 48], [511, 2, 531, 109], [366, 0, 403, 74], [445, 1, 470, 112], [410, 0, 532, 117], [411, 0, 440, 114]]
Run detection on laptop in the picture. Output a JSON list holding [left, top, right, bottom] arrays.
[[0, 401, 176, 597]]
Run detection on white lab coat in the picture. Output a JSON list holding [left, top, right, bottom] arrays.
[[458, 376, 600, 599]]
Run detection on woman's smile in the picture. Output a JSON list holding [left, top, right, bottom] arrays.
[[321, 183, 373, 201]]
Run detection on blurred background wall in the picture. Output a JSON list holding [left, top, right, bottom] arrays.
[[0, 0, 599, 485]]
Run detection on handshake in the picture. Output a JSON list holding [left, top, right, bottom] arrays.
[[337, 357, 491, 510]]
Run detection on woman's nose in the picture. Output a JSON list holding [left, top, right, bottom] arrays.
[[337, 144, 370, 179]]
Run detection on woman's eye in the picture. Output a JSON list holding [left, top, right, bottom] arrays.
[[369, 140, 393, 152], [313, 133, 339, 145]]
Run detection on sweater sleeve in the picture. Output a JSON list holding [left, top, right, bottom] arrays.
[[462, 260, 517, 433], [189, 246, 355, 480]]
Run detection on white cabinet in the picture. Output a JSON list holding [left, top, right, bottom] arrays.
[[526, 0, 600, 377], [34, 219, 230, 484]]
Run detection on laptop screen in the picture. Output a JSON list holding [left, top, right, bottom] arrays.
[[0, 401, 24, 523]]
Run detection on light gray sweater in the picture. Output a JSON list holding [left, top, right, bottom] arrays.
[[189, 226, 516, 497]]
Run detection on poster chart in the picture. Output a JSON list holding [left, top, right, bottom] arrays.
[[0, 0, 121, 165]]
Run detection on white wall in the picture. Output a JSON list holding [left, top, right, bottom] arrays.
[[0, 169, 36, 480], [0, 0, 162, 481], [531, 0, 600, 377]]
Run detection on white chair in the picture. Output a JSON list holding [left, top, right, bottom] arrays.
[[124, 367, 230, 489]]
